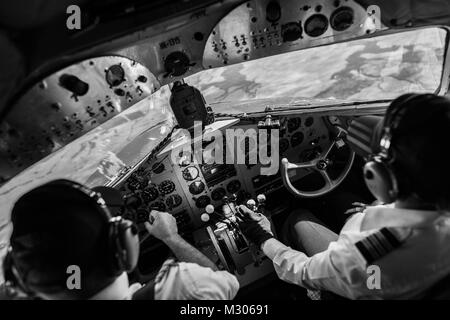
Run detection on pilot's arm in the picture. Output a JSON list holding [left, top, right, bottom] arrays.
[[238, 205, 375, 299], [144, 211, 240, 300], [262, 236, 367, 299]]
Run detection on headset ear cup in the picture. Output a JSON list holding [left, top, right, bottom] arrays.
[[363, 160, 397, 203], [109, 218, 139, 274], [118, 219, 139, 272]]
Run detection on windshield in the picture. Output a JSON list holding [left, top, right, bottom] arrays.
[[0, 86, 175, 258], [187, 28, 447, 113]]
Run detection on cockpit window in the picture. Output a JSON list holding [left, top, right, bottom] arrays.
[[0, 87, 175, 230], [187, 28, 447, 112]]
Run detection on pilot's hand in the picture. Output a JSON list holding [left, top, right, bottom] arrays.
[[344, 202, 368, 215], [237, 205, 273, 248], [144, 210, 178, 242]]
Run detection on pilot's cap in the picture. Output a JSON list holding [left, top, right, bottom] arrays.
[[9, 180, 122, 298]]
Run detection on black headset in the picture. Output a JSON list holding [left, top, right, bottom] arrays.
[[3, 180, 140, 297], [363, 94, 420, 203]]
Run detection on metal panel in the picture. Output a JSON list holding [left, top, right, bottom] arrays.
[[0, 56, 159, 183], [203, 0, 383, 68]]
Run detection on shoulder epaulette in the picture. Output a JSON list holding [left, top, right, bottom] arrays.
[[355, 227, 402, 264]]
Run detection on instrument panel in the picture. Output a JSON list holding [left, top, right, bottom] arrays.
[[116, 114, 343, 239]]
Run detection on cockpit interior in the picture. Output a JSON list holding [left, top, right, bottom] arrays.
[[0, 0, 449, 300]]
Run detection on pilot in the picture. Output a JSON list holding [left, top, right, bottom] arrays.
[[2, 179, 239, 300], [238, 93, 450, 299]]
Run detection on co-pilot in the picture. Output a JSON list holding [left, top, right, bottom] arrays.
[[239, 93, 450, 299]]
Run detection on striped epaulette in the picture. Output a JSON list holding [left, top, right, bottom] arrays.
[[355, 227, 403, 264]]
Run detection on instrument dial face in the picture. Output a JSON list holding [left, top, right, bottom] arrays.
[[165, 194, 183, 209], [182, 166, 199, 181], [195, 195, 211, 209], [152, 162, 165, 174], [158, 180, 175, 195], [304, 14, 329, 38], [305, 117, 314, 127], [141, 186, 159, 202], [189, 181, 205, 195], [287, 117, 301, 133], [150, 201, 166, 212], [291, 131, 305, 147]]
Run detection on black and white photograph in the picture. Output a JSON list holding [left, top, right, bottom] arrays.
[[0, 0, 449, 310]]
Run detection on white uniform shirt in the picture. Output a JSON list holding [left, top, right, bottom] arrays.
[[154, 258, 239, 300], [91, 259, 239, 300], [264, 205, 450, 299]]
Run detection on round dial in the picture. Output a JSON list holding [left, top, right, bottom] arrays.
[[287, 117, 301, 133], [189, 181, 205, 195], [330, 7, 354, 32], [126, 179, 140, 191], [165, 194, 183, 209], [291, 131, 305, 147], [182, 166, 199, 181], [141, 186, 159, 202], [305, 117, 314, 127], [195, 195, 211, 209], [304, 14, 329, 38], [150, 201, 166, 212], [158, 180, 175, 195], [226, 180, 241, 193], [152, 162, 165, 174], [211, 187, 226, 201]]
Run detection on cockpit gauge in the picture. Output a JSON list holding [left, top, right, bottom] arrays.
[[287, 117, 301, 133], [150, 201, 166, 212], [182, 166, 199, 181], [290, 131, 305, 147], [152, 162, 165, 174], [304, 14, 329, 38], [165, 194, 183, 209], [126, 179, 140, 191], [189, 181, 205, 195], [158, 180, 176, 195], [305, 117, 314, 127], [211, 187, 226, 201], [226, 180, 241, 194], [195, 195, 211, 209], [105, 64, 126, 87], [142, 186, 159, 202], [330, 6, 355, 32]]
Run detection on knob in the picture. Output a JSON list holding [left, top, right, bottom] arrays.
[[257, 194, 266, 203], [246, 199, 256, 208], [205, 204, 215, 214], [201, 213, 210, 222]]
